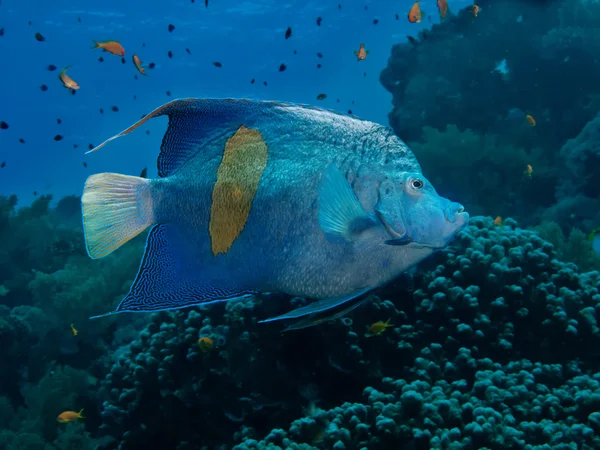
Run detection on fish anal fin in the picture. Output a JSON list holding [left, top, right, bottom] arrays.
[[90, 225, 256, 318]]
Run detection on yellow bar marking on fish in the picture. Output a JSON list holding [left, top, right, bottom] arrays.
[[209, 125, 268, 255]]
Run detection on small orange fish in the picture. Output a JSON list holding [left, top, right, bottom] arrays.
[[494, 216, 503, 226], [197, 336, 214, 352], [58, 67, 80, 90], [524, 164, 533, 178], [472, 4, 480, 16], [367, 318, 393, 337], [70, 323, 78, 336], [91, 40, 125, 57], [353, 43, 369, 61], [408, 1, 422, 23], [132, 54, 148, 76], [526, 114, 536, 127], [437, 0, 448, 18], [57, 409, 84, 423]]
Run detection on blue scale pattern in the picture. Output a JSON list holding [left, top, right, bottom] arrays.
[[108, 224, 257, 315]]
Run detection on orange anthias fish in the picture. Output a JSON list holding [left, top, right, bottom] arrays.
[[367, 318, 393, 337], [353, 43, 369, 61], [132, 54, 148, 76], [91, 40, 125, 57], [437, 0, 448, 18], [524, 164, 533, 178], [58, 67, 80, 90], [197, 336, 214, 352], [493, 216, 503, 226], [526, 114, 536, 127], [472, 5, 481, 16], [70, 323, 78, 336], [57, 409, 84, 423], [408, 1, 422, 23]]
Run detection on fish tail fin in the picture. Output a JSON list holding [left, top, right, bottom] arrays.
[[79, 409, 85, 418], [82, 173, 155, 259], [91, 40, 100, 49]]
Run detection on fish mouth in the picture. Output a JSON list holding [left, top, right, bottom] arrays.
[[380, 204, 469, 249], [444, 203, 467, 224]]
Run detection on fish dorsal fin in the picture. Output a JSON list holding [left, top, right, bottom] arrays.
[[86, 98, 272, 177], [85, 98, 420, 177]]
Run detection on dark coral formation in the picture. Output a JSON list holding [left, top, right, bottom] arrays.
[[0, 195, 144, 449], [380, 0, 600, 239], [92, 215, 600, 449], [1, 173, 599, 450]]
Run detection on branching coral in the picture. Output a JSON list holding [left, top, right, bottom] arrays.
[[95, 215, 600, 449]]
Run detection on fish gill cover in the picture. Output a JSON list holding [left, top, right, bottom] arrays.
[[0, 0, 600, 449]]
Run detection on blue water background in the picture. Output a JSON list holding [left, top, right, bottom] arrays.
[[0, 0, 472, 205]]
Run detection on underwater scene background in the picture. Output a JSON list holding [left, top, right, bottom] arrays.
[[1, 0, 600, 449]]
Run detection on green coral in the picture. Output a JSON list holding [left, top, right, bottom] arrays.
[[535, 221, 600, 272], [0, 365, 96, 449], [409, 125, 547, 220], [19, 365, 92, 442]]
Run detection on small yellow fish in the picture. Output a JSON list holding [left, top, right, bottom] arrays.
[[408, 1, 422, 23], [524, 164, 533, 178], [353, 43, 369, 61], [91, 40, 125, 56], [493, 216, 503, 226], [132, 54, 148, 76], [197, 336, 214, 352], [526, 114, 536, 127], [367, 318, 393, 337], [58, 66, 80, 90], [70, 323, 78, 336], [57, 409, 84, 423]]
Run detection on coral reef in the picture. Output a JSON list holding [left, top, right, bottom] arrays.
[[0, 195, 144, 449], [380, 0, 600, 235], [95, 216, 600, 449], [408, 125, 552, 221]]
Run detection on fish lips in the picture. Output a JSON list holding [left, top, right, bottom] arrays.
[[381, 205, 469, 249]]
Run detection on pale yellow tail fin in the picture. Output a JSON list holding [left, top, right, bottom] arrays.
[[82, 173, 155, 259]]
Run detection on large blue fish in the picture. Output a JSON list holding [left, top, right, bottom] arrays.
[[82, 98, 468, 327]]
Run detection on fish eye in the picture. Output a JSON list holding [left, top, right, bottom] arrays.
[[410, 178, 424, 190]]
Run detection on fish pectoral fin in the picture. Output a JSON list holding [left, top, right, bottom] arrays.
[[318, 163, 377, 243], [282, 296, 369, 332], [90, 224, 257, 319], [259, 287, 371, 323], [353, 50, 358, 56]]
